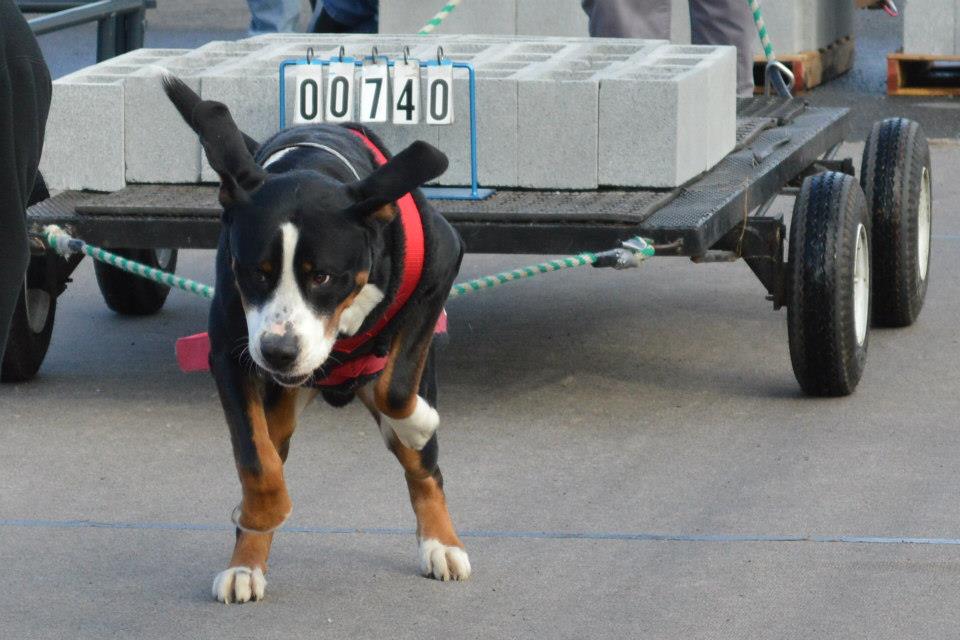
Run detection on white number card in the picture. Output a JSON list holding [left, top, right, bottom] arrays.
[[360, 62, 389, 123], [392, 60, 421, 125], [325, 61, 355, 123], [425, 64, 454, 125], [293, 65, 324, 125]]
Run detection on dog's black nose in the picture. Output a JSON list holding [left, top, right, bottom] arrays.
[[260, 333, 299, 370]]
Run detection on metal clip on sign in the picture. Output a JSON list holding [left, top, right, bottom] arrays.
[[278, 45, 494, 201]]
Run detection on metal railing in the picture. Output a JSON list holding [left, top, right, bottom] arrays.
[[21, 0, 154, 61]]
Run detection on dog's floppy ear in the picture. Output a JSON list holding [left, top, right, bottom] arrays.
[[162, 75, 266, 208], [348, 140, 448, 223]]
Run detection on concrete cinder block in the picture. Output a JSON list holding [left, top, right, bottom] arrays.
[[598, 44, 736, 188], [40, 75, 125, 192], [645, 44, 736, 172], [903, 0, 955, 55], [380, 0, 516, 35]]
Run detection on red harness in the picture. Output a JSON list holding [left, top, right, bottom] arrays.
[[175, 129, 433, 386]]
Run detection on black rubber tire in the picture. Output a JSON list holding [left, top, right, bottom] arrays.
[[2, 174, 56, 383], [860, 118, 932, 327], [1, 256, 58, 383], [788, 171, 872, 397], [94, 248, 178, 316]]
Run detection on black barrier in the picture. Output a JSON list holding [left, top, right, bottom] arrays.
[[20, 0, 153, 61]]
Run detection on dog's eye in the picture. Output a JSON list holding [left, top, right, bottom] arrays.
[[313, 273, 331, 286], [254, 269, 270, 284]]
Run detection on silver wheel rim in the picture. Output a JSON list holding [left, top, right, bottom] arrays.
[[23, 275, 51, 334], [918, 167, 931, 283], [155, 249, 174, 270], [853, 223, 870, 346]]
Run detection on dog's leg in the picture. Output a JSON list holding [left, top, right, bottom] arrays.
[[210, 352, 312, 603], [369, 337, 471, 581]]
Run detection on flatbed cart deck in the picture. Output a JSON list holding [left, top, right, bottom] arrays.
[[14, 97, 935, 396]]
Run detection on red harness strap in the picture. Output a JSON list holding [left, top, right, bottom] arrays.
[[175, 130, 431, 386], [314, 129, 425, 387]]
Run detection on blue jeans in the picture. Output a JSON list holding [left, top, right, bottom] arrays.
[[246, 0, 301, 34]]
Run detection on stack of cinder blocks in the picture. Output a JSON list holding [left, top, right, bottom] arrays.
[[903, 0, 960, 55], [750, 0, 854, 55], [40, 34, 737, 192]]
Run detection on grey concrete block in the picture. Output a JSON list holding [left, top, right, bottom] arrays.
[[903, 0, 955, 55], [40, 76, 125, 192], [646, 45, 736, 172], [598, 45, 736, 188], [380, 0, 516, 35], [122, 69, 202, 184], [517, 0, 589, 37]]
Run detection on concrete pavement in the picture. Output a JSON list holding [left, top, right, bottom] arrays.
[[2, 143, 960, 638]]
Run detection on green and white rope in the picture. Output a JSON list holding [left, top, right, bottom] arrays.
[[448, 253, 597, 299], [44, 226, 214, 299], [43, 226, 653, 303], [418, 0, 463, 35], [748, 0, 777, 63]]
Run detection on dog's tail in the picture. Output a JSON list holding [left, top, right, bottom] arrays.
[[161, 74, 260, 157]]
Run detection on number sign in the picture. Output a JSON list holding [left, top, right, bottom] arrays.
[[293, 65, 324, 125], [426, 64, 454, 125], [360, 62, 389, 123], [392, 60, 421, 125], [325, 61, 355, 123]]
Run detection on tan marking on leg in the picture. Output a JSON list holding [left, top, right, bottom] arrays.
[[229, 531, 274, 572], [373, 331, 430, 420], [235, 389, 292, 533], [392, 440, 462, 548]]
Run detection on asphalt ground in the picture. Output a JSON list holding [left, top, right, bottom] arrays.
[[4, 3, 960, 638]]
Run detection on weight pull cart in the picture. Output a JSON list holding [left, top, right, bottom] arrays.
[[13, 97, 934, 397]]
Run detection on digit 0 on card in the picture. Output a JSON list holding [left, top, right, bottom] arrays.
[[293, 65, 323, 125], [426, 64, 454, 125], [326, 61, 355, 123]]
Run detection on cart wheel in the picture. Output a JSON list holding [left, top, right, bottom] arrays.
[[1, 254, 58, 383], [860, 117, 932, 327], [788, 171, 871, 397], [94, 248, 178, 316]]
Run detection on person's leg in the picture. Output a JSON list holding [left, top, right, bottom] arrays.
[[581, 0, 671, 39], [310, 0, 378, 34], [0, 0, 51, 364], [688, 0, 756, 95], [245, 0, 300, 34]]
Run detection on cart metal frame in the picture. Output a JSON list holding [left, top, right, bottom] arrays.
[[27, 97, 851, 311]]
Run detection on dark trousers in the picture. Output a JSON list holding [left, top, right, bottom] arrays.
[[0, 0, 51, 362], [581, 0, 755, 95]]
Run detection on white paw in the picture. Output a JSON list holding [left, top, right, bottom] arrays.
[[212, 566, 266, 603], [419, 539, 471, 581]]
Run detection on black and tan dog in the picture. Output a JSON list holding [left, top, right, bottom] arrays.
[[163, 77, 469, 603]]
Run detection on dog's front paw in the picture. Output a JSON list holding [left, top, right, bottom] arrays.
[[419, 539, 471, 581], [212, 566, 266, 603]]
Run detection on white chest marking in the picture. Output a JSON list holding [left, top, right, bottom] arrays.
[[339, 284, 385, 336]]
